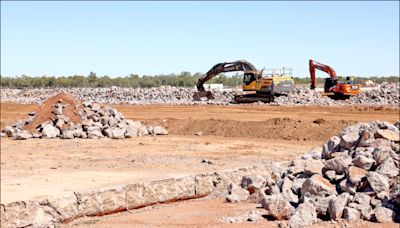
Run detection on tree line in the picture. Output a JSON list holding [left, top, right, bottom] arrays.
[[0, 72, 398, 88]]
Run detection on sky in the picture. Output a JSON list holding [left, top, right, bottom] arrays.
[[1, 1, 399, 77]]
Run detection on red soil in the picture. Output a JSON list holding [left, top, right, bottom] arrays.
[[24, 92, 81, 132]]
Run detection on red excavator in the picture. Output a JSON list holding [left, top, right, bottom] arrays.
[[309, 59, 360, 99]]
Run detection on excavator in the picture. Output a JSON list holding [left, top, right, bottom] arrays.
[[309, 59, 361, 99], [193, 60, 295, 103]]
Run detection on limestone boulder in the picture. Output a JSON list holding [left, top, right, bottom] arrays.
[[288, 202, 317, 228], [261, 193, 295, 220], [301, 174, 337, 197]]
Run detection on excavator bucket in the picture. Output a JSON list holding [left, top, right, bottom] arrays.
[[193, 91, 215, 101]]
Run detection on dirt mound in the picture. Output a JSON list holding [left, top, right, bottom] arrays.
[[24, 92, 81, 132], [146, 118, 358, 141]]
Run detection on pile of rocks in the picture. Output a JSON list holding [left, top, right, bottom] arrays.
[[0, 86, 237, 105], [272, 87, 337, 106], [1, 83, 399, 106], [350, 83, 399, 106], [225, 120, 400, 226], [2, 96, 168, 140], [273, 83, 399, 106]]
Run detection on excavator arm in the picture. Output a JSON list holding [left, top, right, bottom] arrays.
[[196, 60, 258, 91], [309, 59, 337, 89]]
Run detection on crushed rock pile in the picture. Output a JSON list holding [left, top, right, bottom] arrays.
[[272, 83, 399, 106], [1, 93, 168, 140], [349, 83, 399, 106], [0, 86, 237, 105], [272, 87, 337, 106], [224, 120, 400, 226], [1, 83, 398, 106]]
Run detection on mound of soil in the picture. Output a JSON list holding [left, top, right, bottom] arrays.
[[24, 92, 81, 132], [145, 118, 358, 141]]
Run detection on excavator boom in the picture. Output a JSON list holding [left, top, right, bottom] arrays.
[[193, 60, 259, 101], [196, 60, 258, 91], [309, 59, 337, 90]]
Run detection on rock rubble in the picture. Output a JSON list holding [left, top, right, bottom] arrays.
[[272, 87, 336, 106], [349, 83, 399, 106], [1, 93, 168, 140], [0, 86, 237, 105], [225, 120, 400, 226], [1, 83, 398, 106]]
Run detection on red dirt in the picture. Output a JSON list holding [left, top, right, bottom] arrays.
[[144, 118, 359, 141], [66, 199, 399, 228], [24, 92, 81, 132]]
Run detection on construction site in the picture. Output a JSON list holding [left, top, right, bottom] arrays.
[[1, 1, 399, 228], [1, 62, 400, 227]]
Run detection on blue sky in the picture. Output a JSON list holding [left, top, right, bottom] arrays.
[[1, 1, 399, 77]]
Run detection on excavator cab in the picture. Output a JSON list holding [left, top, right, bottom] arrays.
[[243, 72, 257, 85], [324, 78, 338, 92]]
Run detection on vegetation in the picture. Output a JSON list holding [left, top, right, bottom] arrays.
[[0, 72, 398, 88]]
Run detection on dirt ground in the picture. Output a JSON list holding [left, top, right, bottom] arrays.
[[1, 103, 399, 127], [66, 199, 399, 228], [1, 136, 315, 203], [2, 104, 398, 141], [1, 103, 399, 226]]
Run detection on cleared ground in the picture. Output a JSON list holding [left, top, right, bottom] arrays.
[[2, 103, 398, 125], [67, 199, 398, 228], [1, 103, 399, 226], [1, 136, 315, 203]]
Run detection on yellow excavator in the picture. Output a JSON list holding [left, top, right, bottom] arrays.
[[193, 60, 295, 103]]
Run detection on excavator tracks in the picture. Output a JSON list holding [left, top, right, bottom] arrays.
[[233, 94, 276, 103]]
